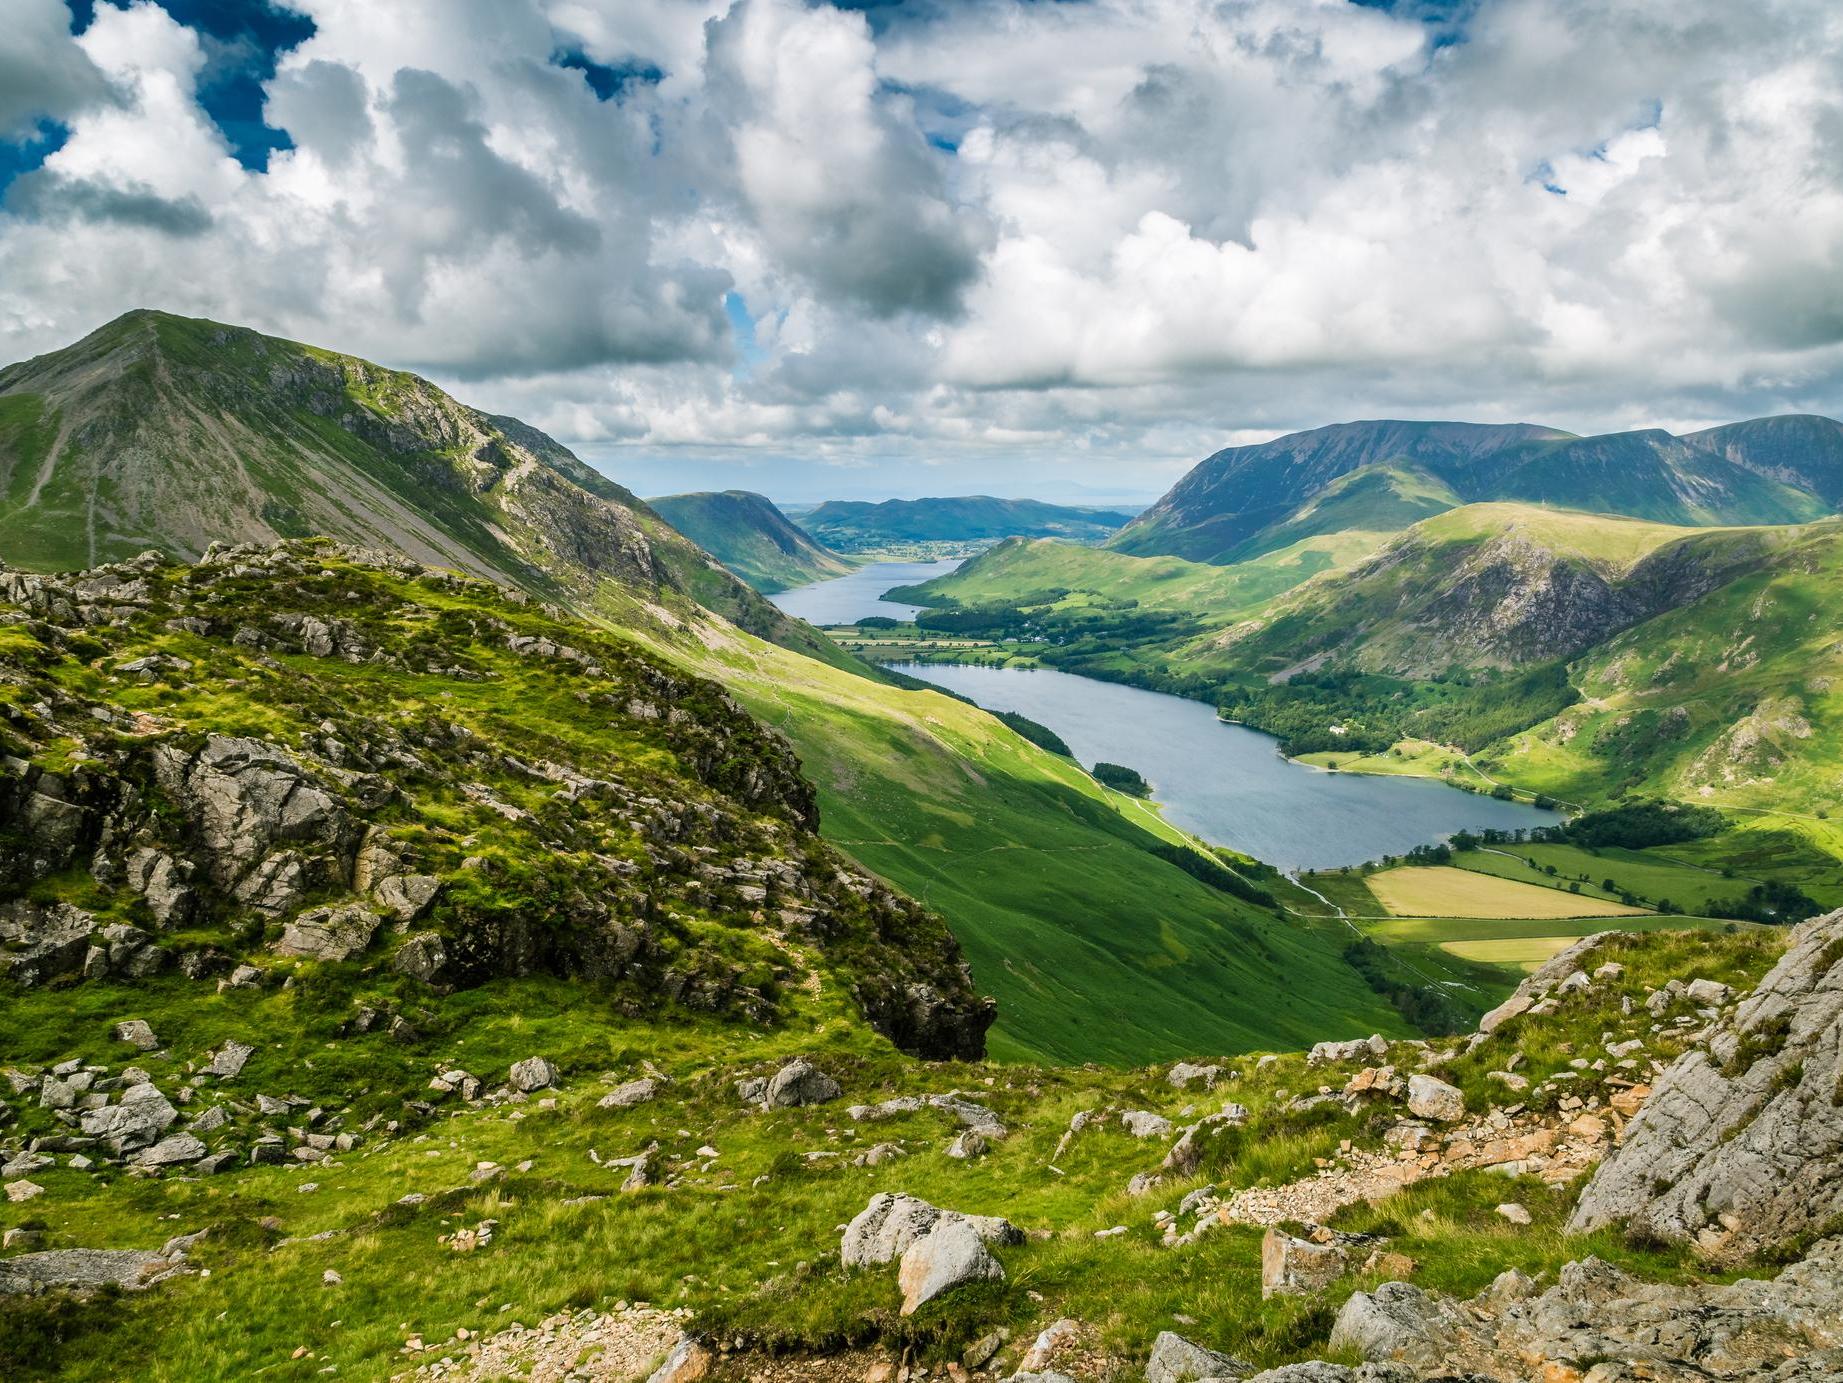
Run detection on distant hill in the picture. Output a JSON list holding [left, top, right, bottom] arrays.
[[802, 495, 1138, 551], [1112, 416, 1843, 563], [649, 489, 852, 592]]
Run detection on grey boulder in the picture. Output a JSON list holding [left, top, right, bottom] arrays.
[[1144, 1329, 1252, 1382], [762, 1058, 841, 1108], [508, 1056, 558, 1092], [897, 1217, 1002, 1314]]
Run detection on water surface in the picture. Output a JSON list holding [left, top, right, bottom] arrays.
[[768, 558, 961, 624], [897, 663, 1559, 871]]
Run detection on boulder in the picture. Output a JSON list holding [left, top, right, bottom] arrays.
[[134, 1133, 208, 1167], [508, 1056, 558, 1092], [1144, 1329, 1251, 1382], [1122, 1110, 1175, 1139], [598, 1078, 661, 1109], [1405, 1074, 1464, 1123], [841, 1192, 1021, 1269], [645, 1336, 712, 1383], [897, 1218, 1002, 1314], [80, 1082, 178, 1152], [762, 1058, 841, 1108], [1687, 977, 1734, 1006], [1261, 1228, 1350, 1298], [945, 1130, 988, 1159], [1168, 1062, 1223, 1089], [0, 900, 94, 986], [0, 1248, 181, 1295], [275, 904, 381, 961], [112, 1019, 159, 1050], [204, 1041, 254, 1079], [1570, 908, 1843, 1258]]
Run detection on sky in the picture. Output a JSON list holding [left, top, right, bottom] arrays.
[[3, 1, 1843, 505]]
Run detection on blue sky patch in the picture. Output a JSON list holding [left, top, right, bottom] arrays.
[[69, 0, 315, 171], [553, 48, 665, 103], [0, 120, 71, 204]]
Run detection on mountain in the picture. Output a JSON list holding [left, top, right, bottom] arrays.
[[1114, 416, 1843, 563], [0, 312, 1404, 1068], [801, 495, 1139, 551], [648, 489, 852, 592], [0, 309, 854, 673]]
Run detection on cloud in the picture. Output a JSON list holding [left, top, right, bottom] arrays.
[[2, 0, 1843, 498], [0, 0, 113, 139]]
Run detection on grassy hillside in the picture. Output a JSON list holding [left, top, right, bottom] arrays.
[[803, 496, 1138, 552], [649, 489, 853, 593], [657, 625, 1409, 1065]]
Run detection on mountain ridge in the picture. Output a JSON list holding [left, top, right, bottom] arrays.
[[648, 489, 852, 593]]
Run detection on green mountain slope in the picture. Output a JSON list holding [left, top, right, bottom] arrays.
[[1114, 415, 1843, 563], [802, 495, 1138, 551], [0, 312, 1404, 1066], [0, 309, 856, 674], [649, 489, 853, 592]]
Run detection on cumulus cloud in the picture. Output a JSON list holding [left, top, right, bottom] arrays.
[[2, 0, 1843, 497]]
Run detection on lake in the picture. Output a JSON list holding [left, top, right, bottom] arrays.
[[771, 561, 1561, 870], [768, 557, 962, 624], [898, 663, 1559, 871]]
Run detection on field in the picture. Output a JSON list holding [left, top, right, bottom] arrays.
[[1365, 866, 1650, 920], [1450, 844, 1755, 913]]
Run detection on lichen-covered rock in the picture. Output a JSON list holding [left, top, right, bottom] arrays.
[[1570, 908, 1843, 1258], [508, 1056, 558, 1092], [761, 1058, 841, 1108], [0, 1247, 184, 1295], [840, 1192, 1021, 1269], [1144, 1328, 1252, 1382], [275, 904, 382, 962], [1404, 1074, 1464, 1123], [896, 1218, 1003, 1314]]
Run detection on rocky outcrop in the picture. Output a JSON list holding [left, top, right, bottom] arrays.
[[0, 1246, 188, 1295], [1144, 1329, 1252, 1382], [1329, 1239, 1843, 1380], [1569, 908, 1843, 1258], [840, 1193, 1022, 1270]]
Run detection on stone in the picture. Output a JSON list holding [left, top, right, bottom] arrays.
[[508, 1056, 558, 1092], [1019, 1317, 1079, 1371], [1242, 1368, 1357, 1383], [1168, 1062, 1223, 1089], [1570, 908, 1843, 1258], [204, 1041, 254, 1079], [897, 1218, 1002, 1314], [80, 1081, 179, 1152], [1686, 977, 1734, 1006], [392, 932, 449, 984], [841, 1192, 1022, 1269], [0, 900, 95, 986], [1122, 1110, 1175, 1139], [1328, 1282, 1467, 1371], [1261, 1228, 1350, 1298], [945, 1130, 988, 1159], [598, 1078, 661, 1109], [1495, 1202, 1531, 1225], [1144, 1329, 1251, 1382], [275, 904, 381, 962], [5, 1180, 45, 1202], [762, 1058, 841, 1108], [645, 1337, 712, 1383], [0, 1248, 180, 1295], [135, 1133, 208, 1167], [373, 873, 440, 923], [112, 1019, 159, 1050], [1404, 1074, 1464, 1123]]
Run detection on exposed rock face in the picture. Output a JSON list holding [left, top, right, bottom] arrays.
[[1330, 1240, 1843, 1380], [0, 543, 995, 1062], [0, 1247, 185, 1295], [1570, 908, 1843, 1258], [1262, 1229, 1349, 1299]]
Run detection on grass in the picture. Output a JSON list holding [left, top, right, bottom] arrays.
[[0, 928, 1784, 1383], [1364, 866, 1651, 920], [1451, 843, 1758, 914], [1439, 936, 1585, 968], [654, 624, 1408, 1066]]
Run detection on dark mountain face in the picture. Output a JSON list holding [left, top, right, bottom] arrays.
[[1686, 414, 1843, 505], [1115, 414, 1843, 564], [1110, 420, 1572, 561], [647, 490, 850, 593], [0, 310, 858, 671]]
